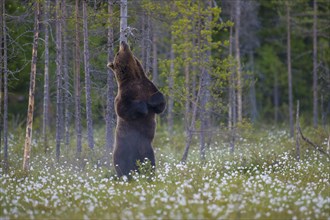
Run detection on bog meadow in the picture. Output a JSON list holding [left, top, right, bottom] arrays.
[[0, 0, 329, 219]]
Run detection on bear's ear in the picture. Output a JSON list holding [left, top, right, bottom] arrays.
[[107, 62, 114, 70]]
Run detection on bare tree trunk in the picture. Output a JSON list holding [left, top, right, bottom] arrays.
[[199, 0, 212, 161], [295, 100, 300, 161], [105, 0, 115, 152], [55, 0, 63, 161], [248, 52, 257, 123], [321, 95, 325, 128], [228, 16, 233, 130], [235, 0, 242, 123], [152, 26, 158, 85], [286, 2, 294, 138], [145, 14, 151, 74], [274, 73, 279, 124], [43, 0, 50, 153], [228, 21, 236, 154], [313, 0, 318, 128], [75, 0, 82, 155], [62, 0, 70, 150], [141, 13, 145, 68], [0, 0, 3, 162], [82, 0, 94, 150], [23, 1, 40, 171], [2, 0, 8, 169], [120, 0, 127, 43], [167, 37, 174, 134], [182, 70, 203, 163], [184, 48, 190, 131]]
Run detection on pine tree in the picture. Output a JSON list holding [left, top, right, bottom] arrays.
[[75, 0, 82, 156], [82, 0, 94, 150], [55, 0, 63, 161]]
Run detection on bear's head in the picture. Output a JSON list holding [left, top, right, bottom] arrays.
[[107, 41, 145, 83]]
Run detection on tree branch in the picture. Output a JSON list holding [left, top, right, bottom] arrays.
[[298, 126, 330, 160]]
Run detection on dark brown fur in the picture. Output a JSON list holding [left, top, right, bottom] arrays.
[[108, 41, 166, 177]]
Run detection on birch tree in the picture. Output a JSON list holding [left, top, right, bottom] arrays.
[[42, 0, 50, 153], [235, 0, 242, 123], [120, 0, 128, 43], [82, 0, 94, 150], [23, 1, 40, 171], [167, 38, 174, 134]]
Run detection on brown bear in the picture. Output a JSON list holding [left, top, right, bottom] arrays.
[[107, 41, 166, 177]]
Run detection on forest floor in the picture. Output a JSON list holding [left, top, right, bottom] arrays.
[[0, 126, 329, 219]]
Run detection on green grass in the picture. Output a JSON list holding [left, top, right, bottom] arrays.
[[1, 126, 329, 219]]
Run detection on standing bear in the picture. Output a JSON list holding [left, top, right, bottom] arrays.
[[107, 41, 166, 177]]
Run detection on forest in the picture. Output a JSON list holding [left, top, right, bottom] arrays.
[[1, 0, 330, 219]]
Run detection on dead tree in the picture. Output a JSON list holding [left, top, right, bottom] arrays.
[[23, 1, 40, 171]]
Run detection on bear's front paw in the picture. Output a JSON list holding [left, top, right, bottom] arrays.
[[133, 100, 148, 117], [147, 92, 166, 114]]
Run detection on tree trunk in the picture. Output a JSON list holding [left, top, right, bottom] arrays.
[[295, 100, 300, 161], [120, 0, 128, 43], [312, 0, 318, 128], [23, 1, 40, 171], [230, 19, 237, 153], [106, 0, 115, 152], [0, 0, 3, 162], [55, 0, 63, 161], [2, 0, 8, 169], [141, 13, 145, 68], [228, 12, 236, 153], [235, 0, 242, 123], [145, 14, 151, 74], [274, 72, 279, 124], [75, 0, 82, 156], [182, 69, 203, 163], [249, 51, 257, 123], [42, 0, 50, 153], [199, 0, 212, 161], [184, 48, 190, 131], [62, 0, 70, 150], [286, 3, 294, 138], [83, 0, 94, 150], [228, 9, 234, 130], [152, 26, 158, 85], [167, 37, 174, 134]]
